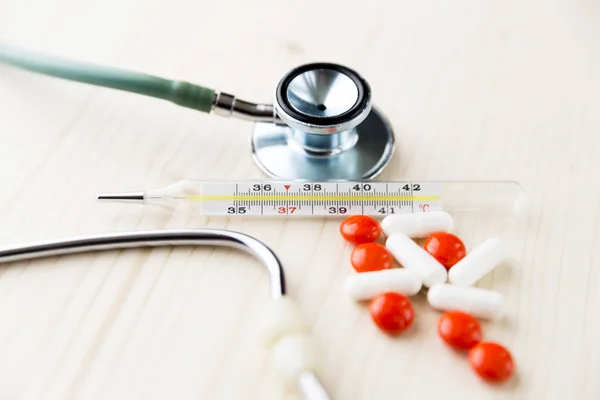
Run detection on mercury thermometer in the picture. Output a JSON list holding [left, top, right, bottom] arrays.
[[97, 180, 526, 217]]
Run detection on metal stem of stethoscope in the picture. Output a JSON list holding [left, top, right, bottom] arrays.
[[0, 229, 330, 400]]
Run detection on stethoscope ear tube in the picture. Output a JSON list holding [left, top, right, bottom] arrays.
[[0, 42, 280, 122], [0, 229, 330, 399], [0, 42, 216, 113]]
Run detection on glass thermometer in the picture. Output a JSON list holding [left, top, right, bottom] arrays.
[[97, 180, 526, 217]]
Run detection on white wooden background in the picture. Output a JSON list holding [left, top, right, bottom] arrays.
[[0, 0, 599, 399]]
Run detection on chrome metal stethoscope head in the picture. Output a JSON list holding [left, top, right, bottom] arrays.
[[274, 63, 372, 135], [251, 62, 395, 181]]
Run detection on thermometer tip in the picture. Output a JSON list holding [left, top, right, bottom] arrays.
[[97, 192, 145, 204]]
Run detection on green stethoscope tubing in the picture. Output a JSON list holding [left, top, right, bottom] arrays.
[[0, 42, 216, 113]]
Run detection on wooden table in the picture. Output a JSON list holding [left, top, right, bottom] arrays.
[[1, 0, 598, 398]]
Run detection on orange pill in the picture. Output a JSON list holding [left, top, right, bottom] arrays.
[[350, 242, 394, 273], [468, 342, 515, 382], [339, 215, 382, 244]]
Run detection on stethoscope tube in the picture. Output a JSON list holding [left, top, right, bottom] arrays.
[[0, 42, 276, 122], [0, 228, 285, 298], [0, 229, 329, 400]]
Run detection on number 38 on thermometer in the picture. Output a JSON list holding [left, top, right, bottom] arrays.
[[97, 180, 526, 217]]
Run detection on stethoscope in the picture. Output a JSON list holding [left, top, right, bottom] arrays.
[[0, 42, 397, 399], [0, 229, 331, 400], [0, 42, 394, 180]]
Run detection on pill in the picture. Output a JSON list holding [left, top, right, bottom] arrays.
[[385, 233, 447, 287], [343, 268, 423, 300], [437, 311, 482, 350], [381, 211, 454, 238], [423, 232, 467, 269], [339, 215, 382, 244], [468, 341, 515, 382], [427, 284, 504, 320], [448, 237, 506, 286], [369, 292, 415, 335], [350, 242, 394, 273]]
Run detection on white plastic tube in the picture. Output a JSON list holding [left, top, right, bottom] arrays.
[[258, 299, 321, 388], [267, 333, 319, 387], [257, 297, 307, 348]]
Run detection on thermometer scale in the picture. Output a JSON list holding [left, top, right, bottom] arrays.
[[97, 180, 526, 217]]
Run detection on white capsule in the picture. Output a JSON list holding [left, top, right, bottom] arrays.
[[381, 211, 454, 238], [385, 233, 447, 287], [267, 333, 319, 387], [449, 237, 506, 286], [427, 283, 504, 319], [343, 269, 423, 300]]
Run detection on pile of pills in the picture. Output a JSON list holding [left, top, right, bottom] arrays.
[[339, 212, 515, 383]]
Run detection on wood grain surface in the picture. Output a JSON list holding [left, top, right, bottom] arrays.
[[0, 0, 599, 399]]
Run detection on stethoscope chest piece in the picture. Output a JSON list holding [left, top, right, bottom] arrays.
[[252, 62, 395, 180]]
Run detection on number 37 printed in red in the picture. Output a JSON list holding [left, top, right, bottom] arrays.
[[278, 206, 297, 214]]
